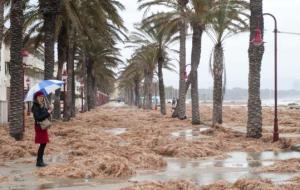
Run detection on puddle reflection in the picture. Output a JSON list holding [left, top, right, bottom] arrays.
[[2, 151, 300, 190], [104, 128, 127, 135], [171, 128, 210, 140], [130, 151, 300, 186]]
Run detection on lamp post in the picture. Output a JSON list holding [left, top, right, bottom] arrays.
[[62, 70, 67, 115], [251, 13, 279, 142], [26, 78, 30, 116]]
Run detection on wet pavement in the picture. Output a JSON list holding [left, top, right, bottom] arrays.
[[1, 151, 300, 189]]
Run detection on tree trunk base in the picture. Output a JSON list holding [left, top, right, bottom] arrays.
[[246, 134, 262, 139], [179, 116, 187, 120], [171, 112, 178, 118], [192, 120, 201, 125], [10, 132, 23, 141]]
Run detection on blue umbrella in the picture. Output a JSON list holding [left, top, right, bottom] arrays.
[[24, 80, 64, 102]]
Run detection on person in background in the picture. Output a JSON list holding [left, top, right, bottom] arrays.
[[31, 91, 52, 167], [171, 97, 176, 111]]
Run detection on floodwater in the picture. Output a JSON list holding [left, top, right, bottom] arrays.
[[1, 151, 300, 190], [104, 128, 127, 135], [0, 161, 130, 190], [171, 127, 211, 140], [130, 151, 300, 186]]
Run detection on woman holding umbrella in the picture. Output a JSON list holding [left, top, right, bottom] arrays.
[[32, 91, 53, 167], [24, 80, 64, 167]]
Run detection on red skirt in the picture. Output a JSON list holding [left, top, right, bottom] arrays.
[[34, 124, 49, 144]]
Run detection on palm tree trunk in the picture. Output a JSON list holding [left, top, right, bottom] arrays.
[[9, 0, 24, 140], [190, 23, 203, 124], [143, 71, 153, 109], [64, 25, 75, 121], [39, 0, 57, 80], [71, 60, 76, 117], [134, 79, 140, 107], [247, 0, 264, 138], [92, 80, 97, 106], [125, 87, 130, 105], [71, 42, 77, 117], [172, 74, 191, 117], [172, 1, 191, 118], [129, 87, 134, 105], [87, 59, 95, 110], [82, 53, 88, 112], [212, 43, 224, 126], [124, 88, 127, 104], [53, 24, 67, 120], [176, 0, 188, 119], [157, 56, 166, 115]]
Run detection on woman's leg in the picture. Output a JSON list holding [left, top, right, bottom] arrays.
[[36, 143, 47, 166]]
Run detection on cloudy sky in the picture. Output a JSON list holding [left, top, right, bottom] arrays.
[[118, 0, 300, 90]]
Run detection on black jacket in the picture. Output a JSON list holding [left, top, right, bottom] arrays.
[[31, 102, 50, 123]]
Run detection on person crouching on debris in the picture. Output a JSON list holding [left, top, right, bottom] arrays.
[[32, 91, 53, 167]]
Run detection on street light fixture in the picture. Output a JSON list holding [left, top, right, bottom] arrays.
[[251, 13, 279, 142], [26, 78, 31, 116]]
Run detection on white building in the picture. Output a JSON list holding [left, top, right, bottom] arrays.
[[0, 42, 10, 124], [0, 43, 45, 124]]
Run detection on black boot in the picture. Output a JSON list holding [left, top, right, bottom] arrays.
[[36, 143, 47, 167], [36, 159, 46, 167], [41, 158, 48, 167]]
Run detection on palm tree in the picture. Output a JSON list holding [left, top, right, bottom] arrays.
[[3, 0, 124, 124], [9, 0, 24, 140], [119, 58, 144, 107], [25, 0, 126, 118], [206, 0, 249, 126], [63, 23, 75, 121], [247, 0, 264, 138], [138, 0, 188, 119], [176, 0, 188, 119], [138, 0, 213, 123], [127, 24, 175, 114], [138, 47, 156, 109], [53, 22, 67, 119], [39, 0, 58, 80], [188, 0, 211, 124], [61, 0, 125, 116], [173, 0, 211, 124], [122, 46, 158, 109], [83, 45, 122, 110]]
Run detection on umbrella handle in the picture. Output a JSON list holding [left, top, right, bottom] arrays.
[[44, 96, 53, 120]]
